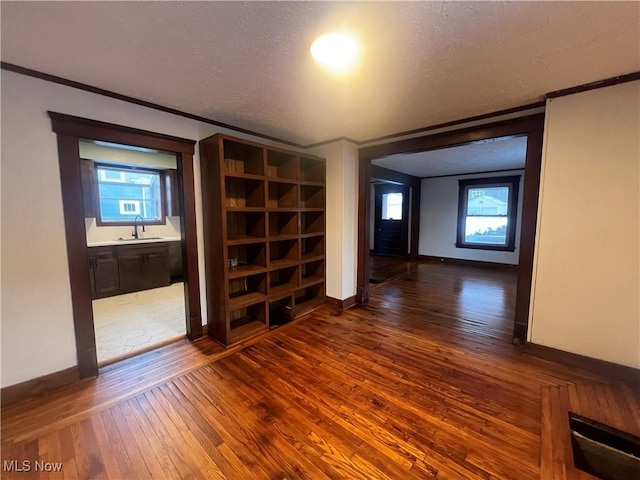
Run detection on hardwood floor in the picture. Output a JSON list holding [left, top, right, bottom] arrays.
[[2, 264, 638, 479], [370, 259, 518, 341], [368, 255, 413, 284]]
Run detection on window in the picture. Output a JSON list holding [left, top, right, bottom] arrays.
[[96, 164, 164, 224], [381, 192, 403, 220], [456, 176, 520, 251]]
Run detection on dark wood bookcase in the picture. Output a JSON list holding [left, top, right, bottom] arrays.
[[199, 134, 326, 346]]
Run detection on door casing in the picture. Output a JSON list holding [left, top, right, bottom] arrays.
[[50, 112, 203, 378], [357, 114, 545, 343]]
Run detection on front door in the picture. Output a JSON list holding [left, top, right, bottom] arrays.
[[374, 184, 409, 257]]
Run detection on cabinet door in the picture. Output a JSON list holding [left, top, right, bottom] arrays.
[[143, 245, 170, 289], [117, 253, 145, 293], [88, 246, 119, 299], [168, 241, 183, 280], [94, 255, 119, 297]]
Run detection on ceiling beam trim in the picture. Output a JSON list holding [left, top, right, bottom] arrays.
[[545, 72, 640, 99]]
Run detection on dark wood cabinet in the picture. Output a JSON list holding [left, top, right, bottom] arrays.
[[80, 159, 97, 218], [88, 242, 170, 298], [88, 246, 119, 298], [168, 241, 183, 281], [116, 249, 145, 294], [117, 244, 170, 294], [200, 134, 326, 346], [143, 245, 171, 289], [164, 169, 180, 217]]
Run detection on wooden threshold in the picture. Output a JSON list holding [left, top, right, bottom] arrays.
[[97, 334, 187, 368]]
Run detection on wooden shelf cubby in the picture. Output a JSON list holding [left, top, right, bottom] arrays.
[[229, 302, 268, 343], [300, 184, 324, 208], [267, 150, 297, 181], [269, 211, 298, 239], [226, 211, 265, 243], [223, 138, 264, 176], [300, 156, 325, 183], [301, 235, 324, 261], [269, 296, 293, 328], [227, 242, 267, 279], [301, 259, 324, 286], [301, 211, 324, 235], [294, 283, 325, 317], [225, 177, 265, 208], [268, 181, 298, 209], [200, 133, 326, 345]]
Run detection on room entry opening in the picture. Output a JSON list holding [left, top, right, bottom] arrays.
[[79, 139, 188, 364], [50, 112, 202, 379]]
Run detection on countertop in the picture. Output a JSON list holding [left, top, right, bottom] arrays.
[[87, 236, 181, 247]]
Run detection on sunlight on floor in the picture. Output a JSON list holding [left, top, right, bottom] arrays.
[[93, 282, 186, 363]]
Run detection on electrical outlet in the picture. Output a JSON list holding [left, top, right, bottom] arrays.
[[228, 258, 238, 268]]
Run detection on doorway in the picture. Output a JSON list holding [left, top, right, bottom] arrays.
[[50, 112, 202, 378], [78, 139, 187, 363], [373, 183, 409, 257], [357, 114, 545, 342]]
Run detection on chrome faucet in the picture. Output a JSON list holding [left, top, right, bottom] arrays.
[[132, 215, 145, 239]]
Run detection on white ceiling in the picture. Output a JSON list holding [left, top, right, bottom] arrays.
[[1, 2, 638, 145], [372, 135, 527, 178]]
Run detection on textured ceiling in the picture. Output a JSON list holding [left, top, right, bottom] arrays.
[[2, 2, 638, 145], [372, 136, 527, 178]]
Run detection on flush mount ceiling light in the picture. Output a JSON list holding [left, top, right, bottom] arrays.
[[310, 32, 360, 74]]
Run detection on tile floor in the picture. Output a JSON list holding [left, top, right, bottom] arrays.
[[93, 282, 186, 363]]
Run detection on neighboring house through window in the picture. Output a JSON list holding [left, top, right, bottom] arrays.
[[456, 175, 520, 251]]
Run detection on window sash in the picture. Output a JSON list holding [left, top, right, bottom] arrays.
[[456, 176, 520, 252], [95, 164, 165, 225]]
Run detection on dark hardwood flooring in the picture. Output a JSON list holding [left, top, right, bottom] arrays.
[[369, 255, 413, 284], [2, 264, 638, 479], [370, 259, 517, 341]]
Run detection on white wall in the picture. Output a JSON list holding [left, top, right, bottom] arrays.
[[529, 81, 640, 368], [309, 141, 358, 301], [0, 70, 303, 387], [419, 170, 524, 264]]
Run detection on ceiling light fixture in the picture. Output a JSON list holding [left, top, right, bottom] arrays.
[[310, 32, 360, 74]]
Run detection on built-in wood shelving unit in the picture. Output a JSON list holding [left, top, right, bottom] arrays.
[[200, 134, 326, 346]]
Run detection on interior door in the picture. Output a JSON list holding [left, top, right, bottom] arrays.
[[374, 184, 409, 257]]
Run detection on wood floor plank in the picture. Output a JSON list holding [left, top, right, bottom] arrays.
[[74, 419, 107, 479], [107, 403, 154, 479], [96, 409, 137, 480], [125, 396, 185, 479], [136, 389, 221, 480]]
